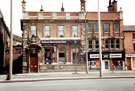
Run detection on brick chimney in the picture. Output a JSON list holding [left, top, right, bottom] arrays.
[[22, 0, 26, 12], [112, 0, 117, 12], [61, 3, 64, 12], [108, 0, 113, 12], [80, 0, 86, 12]]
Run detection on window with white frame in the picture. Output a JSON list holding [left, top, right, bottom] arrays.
[[44, 25, 50, 37], [88, 24, 92, 33], [105, 39, 109, 49], [116, 39, 120, 49], [30, 25, 37, 36], [94, 23, 98, 33], [89, 40, 92, 49], [95, 40, 99, 49], [114, 24, 119, 33], [111, 39, 114, 49], [104, 23, 109, 33], [72, 25, 78, 37], [58, 25, 64, 37]]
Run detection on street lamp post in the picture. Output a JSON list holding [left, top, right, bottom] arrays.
[[97, 0, 103, 77], [85, 12, 89, 74], [8, 0, 13, 80]]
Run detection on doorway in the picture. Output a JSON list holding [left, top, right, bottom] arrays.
[[127, 58, 131, 70], [103, 60, 110, 70], [30, 53, 38, 72]]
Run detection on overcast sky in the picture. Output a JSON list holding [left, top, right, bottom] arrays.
[[0, 0, 135, 36]]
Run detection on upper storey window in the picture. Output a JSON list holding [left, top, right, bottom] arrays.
[[30, 25, 37, 36], [44, 25, 50, 37], [72, 25, 78, 37], [104, 23, 109, 33], [94, 23, 98, 33], [58, 25, 64, 37], [88, 24, 92, 33], [114, 24, 119, 33]]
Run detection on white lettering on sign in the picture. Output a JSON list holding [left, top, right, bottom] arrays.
[[42, 40, 66, 44], [110, 54, 122, 58], [126, 54, 135, 57]]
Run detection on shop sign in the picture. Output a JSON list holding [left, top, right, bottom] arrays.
[[90, 54, 109, 59], [41, 40, 80, 44], [110, 54, 122, 58], [102, 54, 110, 58], [90, 54, 122, 59], [90, 54, 99, 58], [126, 54, 135, 57]]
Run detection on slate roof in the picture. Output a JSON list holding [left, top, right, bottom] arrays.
[[124, 25, 135, 32], [13, 34, 22, 42]]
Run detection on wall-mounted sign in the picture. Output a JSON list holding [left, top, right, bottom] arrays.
[[90, 54, 99, 58], [90, 54, 109, 59], [90, 53, 122, 59], [41, 40, 80, 44], [126, 54, 135, 57], [110, 54, 122, 58]]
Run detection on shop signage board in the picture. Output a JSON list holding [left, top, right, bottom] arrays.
[[41, 40, 80, 44], [90, 53, 122, 59], [90, 54, 109, 59], [110, 54, 122, 58], [126, 54, 135, 57]]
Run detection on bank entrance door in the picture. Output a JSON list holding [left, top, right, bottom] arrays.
[[30, 53, 38, 72]]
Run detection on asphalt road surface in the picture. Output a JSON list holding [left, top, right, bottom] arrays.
[[0, 78, 135, 91]]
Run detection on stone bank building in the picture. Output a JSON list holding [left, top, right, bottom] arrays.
[[21, 0, 124, 73]]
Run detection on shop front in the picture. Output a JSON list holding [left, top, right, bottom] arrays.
[[125, 54, 135, 70], [88, 52, 125, 71], [41, 40, 81, 65]]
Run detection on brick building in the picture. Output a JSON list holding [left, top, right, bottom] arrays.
[[0, 10, 10, 74], [87, 0, 124, 71], [0, 9, 22, 74], [124, 25, 135, 70], [21, 0, 124, 73]]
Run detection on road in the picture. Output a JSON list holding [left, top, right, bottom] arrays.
[[0, 78, 135, 91]]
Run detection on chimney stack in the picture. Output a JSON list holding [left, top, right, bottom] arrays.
[[40, 5, 44, 12], [80, 0, 86, 12], [61, 3, 64, 12], [22, 0, 26, 12], [112, 0, 117, 12], [108, 0, 113, 12]]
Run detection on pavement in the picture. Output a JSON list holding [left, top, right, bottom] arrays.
[[0, 70, 135, 83]]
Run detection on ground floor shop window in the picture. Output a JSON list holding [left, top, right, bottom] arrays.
[[44, 48, 53, 64], [89, 60, 100, 70], [112, 60, 123, 70], [59, 53, 66, 64], [72, 48, 79, 64], [133, 58, 135, 69]]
